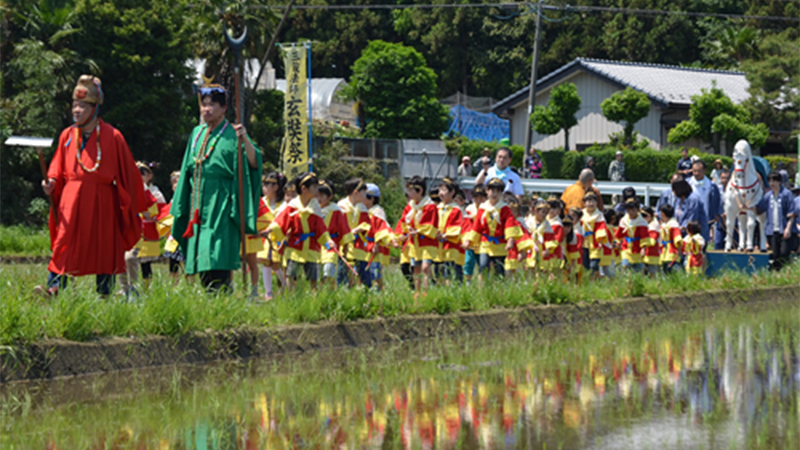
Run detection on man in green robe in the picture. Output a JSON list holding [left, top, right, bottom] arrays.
[[171, 85, 262, 291]]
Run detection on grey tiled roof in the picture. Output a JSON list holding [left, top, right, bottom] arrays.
[[492, 58, 749, 114]]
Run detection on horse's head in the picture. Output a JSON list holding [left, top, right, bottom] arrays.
[[731, 139, 757, 190]]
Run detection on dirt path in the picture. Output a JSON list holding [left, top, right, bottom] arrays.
[[2, 285, 797, 382]]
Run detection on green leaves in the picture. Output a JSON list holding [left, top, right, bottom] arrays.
[[600, 87, 651, 147], [342, 40, 449, 139], [668, 82, 768, 153], [530, 82, 581, 150]]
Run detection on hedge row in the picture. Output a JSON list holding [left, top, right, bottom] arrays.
[[448, 140, 797, 183]]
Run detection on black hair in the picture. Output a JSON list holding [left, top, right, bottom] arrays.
[[687, 220, 701, 235], [564, 222, 575, 244], [692, 159, 707, 169], [641, 205, 655, 217], [622, 187, 637, 201], [671, 180, 693, 199], [318, 179, 334, 198], [368, 194, 380, 205], [439, 177, 458, 194], [293, 172, 318, 192], [659, 203, 675, 219], [496, 147, 512, 159], [344, 178, 366, 195], [768, 172, 783, 183], [200, 90, 227, 108], [569, 207, 583, 221], [547, 199, 562, 210], [406, 175, 426, 194], [264, 171, 287, 203], [604, 208, 618, 226]]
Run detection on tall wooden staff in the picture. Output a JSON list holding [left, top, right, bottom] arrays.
[[225, 26, 248, 287]]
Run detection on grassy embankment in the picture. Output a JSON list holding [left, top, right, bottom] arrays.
[[2, 257, 799, 346]]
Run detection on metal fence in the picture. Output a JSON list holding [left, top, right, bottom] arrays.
[[333, 138, 457, 182], [458, 177, 671, 206]]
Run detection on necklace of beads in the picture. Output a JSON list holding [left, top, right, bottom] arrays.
[[75, 123, 102, 173], [186, 121, 229, 235], [192, 120, 228, 164]]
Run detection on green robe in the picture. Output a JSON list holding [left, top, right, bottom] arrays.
[[171, 121, 262, 274]]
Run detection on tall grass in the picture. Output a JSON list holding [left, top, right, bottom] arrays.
[[1, 260, 799, 345], [0, 226, 51, 257]]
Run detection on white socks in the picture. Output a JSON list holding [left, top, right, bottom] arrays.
[[262, 266, 273, 297]]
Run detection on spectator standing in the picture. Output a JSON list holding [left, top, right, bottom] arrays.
[[474, 147, 524, 199], [710, 159, 725, 185], [525, 147, 543, 179], [457, 156, 472, 177], [656, 173, 682, 217], [472, 147, 492, 173], [672, 179, 709, 242], [676, 148, 693, 179], [585, 156, 596, 171], [608, 151, 626, 182], [561, 169, 604, 211], [687, 160, 721, 238], [755, 173, 797, 270]]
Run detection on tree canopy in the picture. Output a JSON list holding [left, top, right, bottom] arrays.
[[531, 82, 581, 151], [600, 87, 651, 148], [667, 83, 768, 154], [341, 40, 449, 139]]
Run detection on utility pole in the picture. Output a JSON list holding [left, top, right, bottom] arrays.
[[523, 0, 544, 152]]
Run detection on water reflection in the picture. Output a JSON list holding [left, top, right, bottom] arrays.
[[21, 321, 800, 450]]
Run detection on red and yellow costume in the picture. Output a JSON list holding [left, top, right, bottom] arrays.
[[545, 215, 566, 269], [566, 232, 584, 275], [437, 202, 465, 265], [320, 202, 354, 265], [464, 200, 528, 257], [397, 196, 439, 261], [524, 215, 548, 270], [338, 197, 372, 262], [367, 205, 394, 265], [256, 199, 284, 263], [395, 204, 413, 265], [683, 234, 705, 275], [643, 220, 661, 266], [659, 218, 683, 264], [134, 186, 161, 258], [615, 214, 654, 264], [267, 197, 330, 263], [506, 219, 531, 271], [47, 118, 145, 276], [580, 208, 610, 263]]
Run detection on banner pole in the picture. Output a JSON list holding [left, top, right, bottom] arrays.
[[307, 42, 313, 172]]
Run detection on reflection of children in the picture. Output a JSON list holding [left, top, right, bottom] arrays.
[[683, 220, 705, 275]]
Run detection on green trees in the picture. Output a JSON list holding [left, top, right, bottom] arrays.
[[667, 83, 768, 154], [600, 87, 651, 148], [341, 40, 449, 139], [742, 31, 799, 148], [530, 82, 581, 151]]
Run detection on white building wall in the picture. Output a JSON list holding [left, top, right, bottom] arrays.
[[506, 71, 667, 150]]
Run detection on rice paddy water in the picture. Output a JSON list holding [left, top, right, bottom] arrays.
[[2, 300, 798, 449]]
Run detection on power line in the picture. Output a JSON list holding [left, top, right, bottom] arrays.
[[255, 2, 800, 23]]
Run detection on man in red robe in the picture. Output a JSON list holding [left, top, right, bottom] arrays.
[[35, 75, 145, 296]]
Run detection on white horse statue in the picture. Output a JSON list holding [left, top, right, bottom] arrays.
[[724, 140, 766, 252]]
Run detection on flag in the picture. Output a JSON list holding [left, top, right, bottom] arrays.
[[282, 45, 309, 179]]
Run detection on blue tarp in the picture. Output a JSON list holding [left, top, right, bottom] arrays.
[[448, 105, 509, 142]]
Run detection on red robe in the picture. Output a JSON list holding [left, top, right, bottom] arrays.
[[47, 120, 145, 276]]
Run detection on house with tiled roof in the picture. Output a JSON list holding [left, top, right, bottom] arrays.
[[492, 58, 780, 154]]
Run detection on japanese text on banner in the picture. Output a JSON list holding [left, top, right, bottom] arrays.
[[282, 46, 308, 179]]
